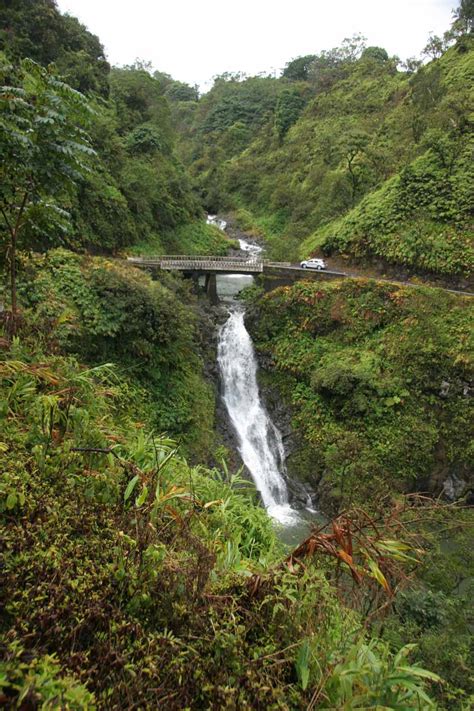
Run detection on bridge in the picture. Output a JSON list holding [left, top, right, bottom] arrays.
[[127, 255, 345, 302], [126, 255, 473, 301], [126, 254, 349, 279], [127, 255, 264, 274]]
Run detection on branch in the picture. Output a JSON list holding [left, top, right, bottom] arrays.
[[71, 446, 143, 478], [71, 446, 119, 457], [0, 206, 14, 239], [13, 191, 29, 237]]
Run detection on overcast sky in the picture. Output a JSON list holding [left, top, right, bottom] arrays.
[[56, 0, 457, 90]]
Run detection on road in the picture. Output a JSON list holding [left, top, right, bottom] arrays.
[[277, 262, 474, 298]]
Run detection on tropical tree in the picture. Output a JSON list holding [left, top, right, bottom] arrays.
[[282, 54, 317, 81], [454, 0, 474, 32], [0, 56, 95, 323], [274, 88, 307, 141], [361, 46, 389, 62], [0, 0, 110, 96]]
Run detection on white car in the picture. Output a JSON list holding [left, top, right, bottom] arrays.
[[300, 258, 326, 270]]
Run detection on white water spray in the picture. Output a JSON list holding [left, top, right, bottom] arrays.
[[207, 214, 227, 231], [217, 308, 299, 525], [207, 213, 301, 525]]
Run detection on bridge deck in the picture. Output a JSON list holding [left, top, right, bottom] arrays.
[[125, 256, 473, 297], [127, 256, 264, 273]]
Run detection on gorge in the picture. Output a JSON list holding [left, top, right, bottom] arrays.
[[1, 1, 473, 708]]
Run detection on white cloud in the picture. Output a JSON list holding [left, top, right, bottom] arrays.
[[56, 0, 457, 90]]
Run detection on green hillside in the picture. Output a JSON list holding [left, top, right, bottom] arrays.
[[245, 277, 474, 705], [247, 279, 473, 509], [1, 1, 473, 708], [178, 29, 473, 278], [2, 316, 451, 708], [0, 0, 232, 257]]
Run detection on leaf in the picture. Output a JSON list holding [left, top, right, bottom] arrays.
[[124, 474, 139, 503], [203, 499, 224, 509], [376, 539, 419, 563], [393, 644, 417, 665], [337, 549, 363, 584], [366, 557, 391, 593], [136, 485, 149, 507], [155, 485, 187, 506], [296, 639, 311, 690], [396, 665, 443, 682], [6, 492, 17, 510]]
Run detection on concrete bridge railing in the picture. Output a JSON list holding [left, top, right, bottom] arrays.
[[127, 256, 264, 273]]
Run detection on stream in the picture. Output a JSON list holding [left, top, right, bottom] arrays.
[[208, 216, 315, 538]]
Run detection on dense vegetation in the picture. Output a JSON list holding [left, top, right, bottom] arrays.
[[17, 249, 216, 460], [246, 278, 474, 704], [1, 0, 473, 708], [176, 20, 473, 279], [0, 0, 232, 258], [247, 279, 473, 511], [1, 324, 452, 708]]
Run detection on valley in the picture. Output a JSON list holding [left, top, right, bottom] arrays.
[[0, 1, 473, 708]]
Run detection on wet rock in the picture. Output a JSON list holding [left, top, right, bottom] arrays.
[[438, 378, 473, 399], [439, 380, 451, 398], [443, 474, 466, 502]]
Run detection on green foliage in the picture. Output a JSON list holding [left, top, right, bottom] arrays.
[[323, 640, 441, 708], [274, 88, 307, 140], [17, 249, 216, 459], [0, 6, 209, 257], [303, 133, 474, 276], [72, 170, 138, 251], [455, 0, 474, 32], [90, 65, 203, 246], [0, 0, 110, 96], [162, 220, 238, 255], [361, 46, 390, 62], [178, 29, 473, 279], [109, 66, 173, 144], [205, 43, 408, 250], [182, 74, 285, 209], [0, 56, 96, 242], [0, 642, 96, 710], [128, 221, 237, 257], [0, 5, 471, 707], [3, 331, 428, 710], [164, 80, 199, 103], [200, 75, 280, 135], [0, 55, 96, 314], [282, 54, 317, 81], [248, 279, 473, 509], [247, 276, 473, 703], [383, 505, 474, 708]]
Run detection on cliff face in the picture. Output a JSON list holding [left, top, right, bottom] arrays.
[[246, 279, 474, 514]]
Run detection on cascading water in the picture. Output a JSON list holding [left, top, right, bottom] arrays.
[[208, 213, 301, 526], [237, 238, 262, 257], [217, 307, 300, 525], [207, 214, 227, 231]]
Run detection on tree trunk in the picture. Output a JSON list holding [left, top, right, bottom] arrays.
[[7, 191, 28, 331], [10, 229, 17, 318]]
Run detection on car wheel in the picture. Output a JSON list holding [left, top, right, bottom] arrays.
[[302, 264, 307, 269]]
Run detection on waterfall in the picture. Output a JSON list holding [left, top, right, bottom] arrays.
[[217, 307, 299, 525], [207, 212, 300, 526], [237, 238, 262, 257], [207, 214, 227, 231]]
